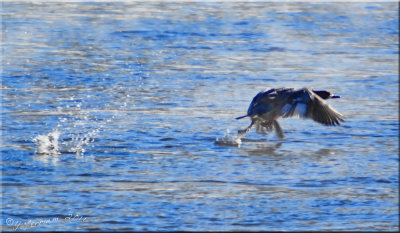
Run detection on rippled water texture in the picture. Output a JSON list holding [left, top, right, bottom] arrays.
[[1, 2, 399, 231]]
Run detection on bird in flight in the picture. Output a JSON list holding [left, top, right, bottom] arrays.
[[236, 87, 345, 138]]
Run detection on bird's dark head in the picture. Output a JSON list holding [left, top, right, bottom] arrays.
[[236, 91, 266, 120], [313, 90, 340, 99]]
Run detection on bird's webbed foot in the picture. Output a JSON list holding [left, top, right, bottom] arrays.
[[238, 121, 254, 136]]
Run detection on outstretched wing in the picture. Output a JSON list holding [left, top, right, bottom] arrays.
[[279, 88, 344, 126], [308, 95, 344, 125]]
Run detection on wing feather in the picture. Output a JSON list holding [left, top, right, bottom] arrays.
[[278, 88, 344, 125], [308, 93, 344, 126]]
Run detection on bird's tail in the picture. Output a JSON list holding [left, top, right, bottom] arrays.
[[235, 115, 249, 120]]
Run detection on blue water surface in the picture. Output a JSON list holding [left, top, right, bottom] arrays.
[[1, 2, 399, 231]]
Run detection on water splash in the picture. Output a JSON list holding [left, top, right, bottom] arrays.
[[44, 87, 132, 156], [68, 127, 99, 156], [215, 129, 244, 147], [33, 130, 60, 155], [67, 115, 116, 156]]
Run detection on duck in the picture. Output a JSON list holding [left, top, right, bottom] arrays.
[[236, 87, 344, 138]]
